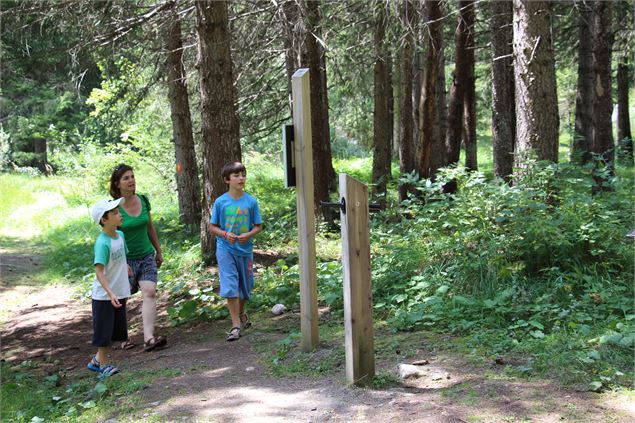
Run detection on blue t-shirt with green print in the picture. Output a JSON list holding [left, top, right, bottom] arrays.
[[210, 192, 262, 257]]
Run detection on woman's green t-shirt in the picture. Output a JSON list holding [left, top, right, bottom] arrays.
[[119, 194, 155, 260]]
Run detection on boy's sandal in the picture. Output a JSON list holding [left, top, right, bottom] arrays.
[[87, 355, 101, 372], [144, 335, 167, 352], [98, 364, 120, 380], [226, 327, 241, 342], [120, 338, 136, 350], [240, 313, 251, 330]]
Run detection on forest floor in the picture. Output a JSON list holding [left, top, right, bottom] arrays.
[[1, 239, 634, 423]]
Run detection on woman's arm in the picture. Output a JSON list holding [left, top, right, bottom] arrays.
[[147, 212, 163, 268]]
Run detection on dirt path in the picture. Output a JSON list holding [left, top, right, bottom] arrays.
[[1, 244, 633, 422]]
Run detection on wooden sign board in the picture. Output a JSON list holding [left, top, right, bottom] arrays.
[[282, 124, 296, 188]]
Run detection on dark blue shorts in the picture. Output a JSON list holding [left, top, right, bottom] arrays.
[[217, 249, 254, 300], [92, 299, 128, 347], [128, 254, 158, 294]]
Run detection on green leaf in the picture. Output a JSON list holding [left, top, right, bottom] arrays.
[[528, 321, 544, 330], [435, 285, 449, 295], [80, 400, 96, 409], [529, 330, 545, 339], [94, 382, 108, 394], [588, 381, 603, 392]]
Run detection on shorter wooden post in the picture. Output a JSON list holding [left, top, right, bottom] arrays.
[[340, 173, 375, 386]]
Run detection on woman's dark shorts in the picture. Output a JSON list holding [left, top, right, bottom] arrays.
[[92, 298, 128, 347], [127, 254, 158, 294]]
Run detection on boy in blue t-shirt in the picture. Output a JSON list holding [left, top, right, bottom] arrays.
[[208, 162, 263, 341], [87, 198, 131, 378]]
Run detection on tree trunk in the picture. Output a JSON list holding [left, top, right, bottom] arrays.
[[399, 0, 416, 202], [445, 0, 472, 167], [387, 52, 395, 160], [196, 0, 241, 264], [372, 4, 391, 205], [513, 0, 559, 168], [462, 1, 477, 171], [432, 30, 447, 177], [417, 0, 443, 180], [304, 0, 335, 212], [572, 1, 594, 164], [591, 1, 615, 193], [490, 0, 515, 181], [616, 60, 633, 165], [33, 138, 48, 174], [166, 1, 201, 231], [280, 0, 302, 116]]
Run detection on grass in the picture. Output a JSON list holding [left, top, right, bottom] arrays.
[[0, 360, 183, 423]]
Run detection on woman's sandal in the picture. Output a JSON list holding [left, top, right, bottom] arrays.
[[87, 355, 101, 372], [240, 313, 251, 330], [144, 335, 167, 352], [226, 327, 241, 342], [120, 338, 136, 350], [98, 364, 120, 380]]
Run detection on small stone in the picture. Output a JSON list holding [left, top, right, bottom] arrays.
[[399, 364, 426, 379], [149, 401, 160, 406], [272, 304, 286, 315], [246, 367, 255, 372], [412, 360, 429, 366]]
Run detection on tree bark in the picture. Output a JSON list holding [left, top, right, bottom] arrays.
[[166, 1, 201, 231], [462, 1, 477, 171], [513, 0, 559, 168], [399, 0, 416, 202], [616, 60, 633, 165], [433, 28, 447, 177], [304, 0, 336, 211], [591, 1, 615, 193], [445, 0, 472, 167], [572, 1, 594, 164], [417, 0, 443, 180], [490, 0, 515, 181], [372, 4, 391, 205], [196, 0, 241, 264]]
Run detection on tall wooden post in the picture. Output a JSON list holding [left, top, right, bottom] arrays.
[[340, 173, 375, 386], [292, 68, 319, 351]]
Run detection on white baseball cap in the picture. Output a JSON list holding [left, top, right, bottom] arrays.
[[91, 198, 125, 224]]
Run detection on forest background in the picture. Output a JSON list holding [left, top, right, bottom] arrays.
[[1, 0, 634, 420]]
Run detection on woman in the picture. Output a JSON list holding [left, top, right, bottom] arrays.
[[110, 164, 167, 352]]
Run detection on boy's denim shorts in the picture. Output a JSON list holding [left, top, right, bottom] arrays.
[[127, 254, 158, 294], [217, 249, 254, 300]]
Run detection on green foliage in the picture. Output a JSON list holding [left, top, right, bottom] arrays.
[[0, 360, 180, 423]]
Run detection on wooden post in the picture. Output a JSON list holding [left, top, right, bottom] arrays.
[[292, 68, 319, 351], [340, 173, 375, 386]]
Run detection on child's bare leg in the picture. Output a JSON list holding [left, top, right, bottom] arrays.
[[96, 347, 109, 366], [239, 298, 246, 315], [226, 297, 241, 328], [139, 280, 157, 342]]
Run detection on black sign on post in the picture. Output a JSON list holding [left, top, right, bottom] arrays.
[[283, 124, 296, 188]]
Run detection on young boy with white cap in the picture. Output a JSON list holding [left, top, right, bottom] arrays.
[[86, 198, 131, 379]]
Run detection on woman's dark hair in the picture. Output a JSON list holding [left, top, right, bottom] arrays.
[[109, 164, 134, 198], [221, 161, 246, 181]]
